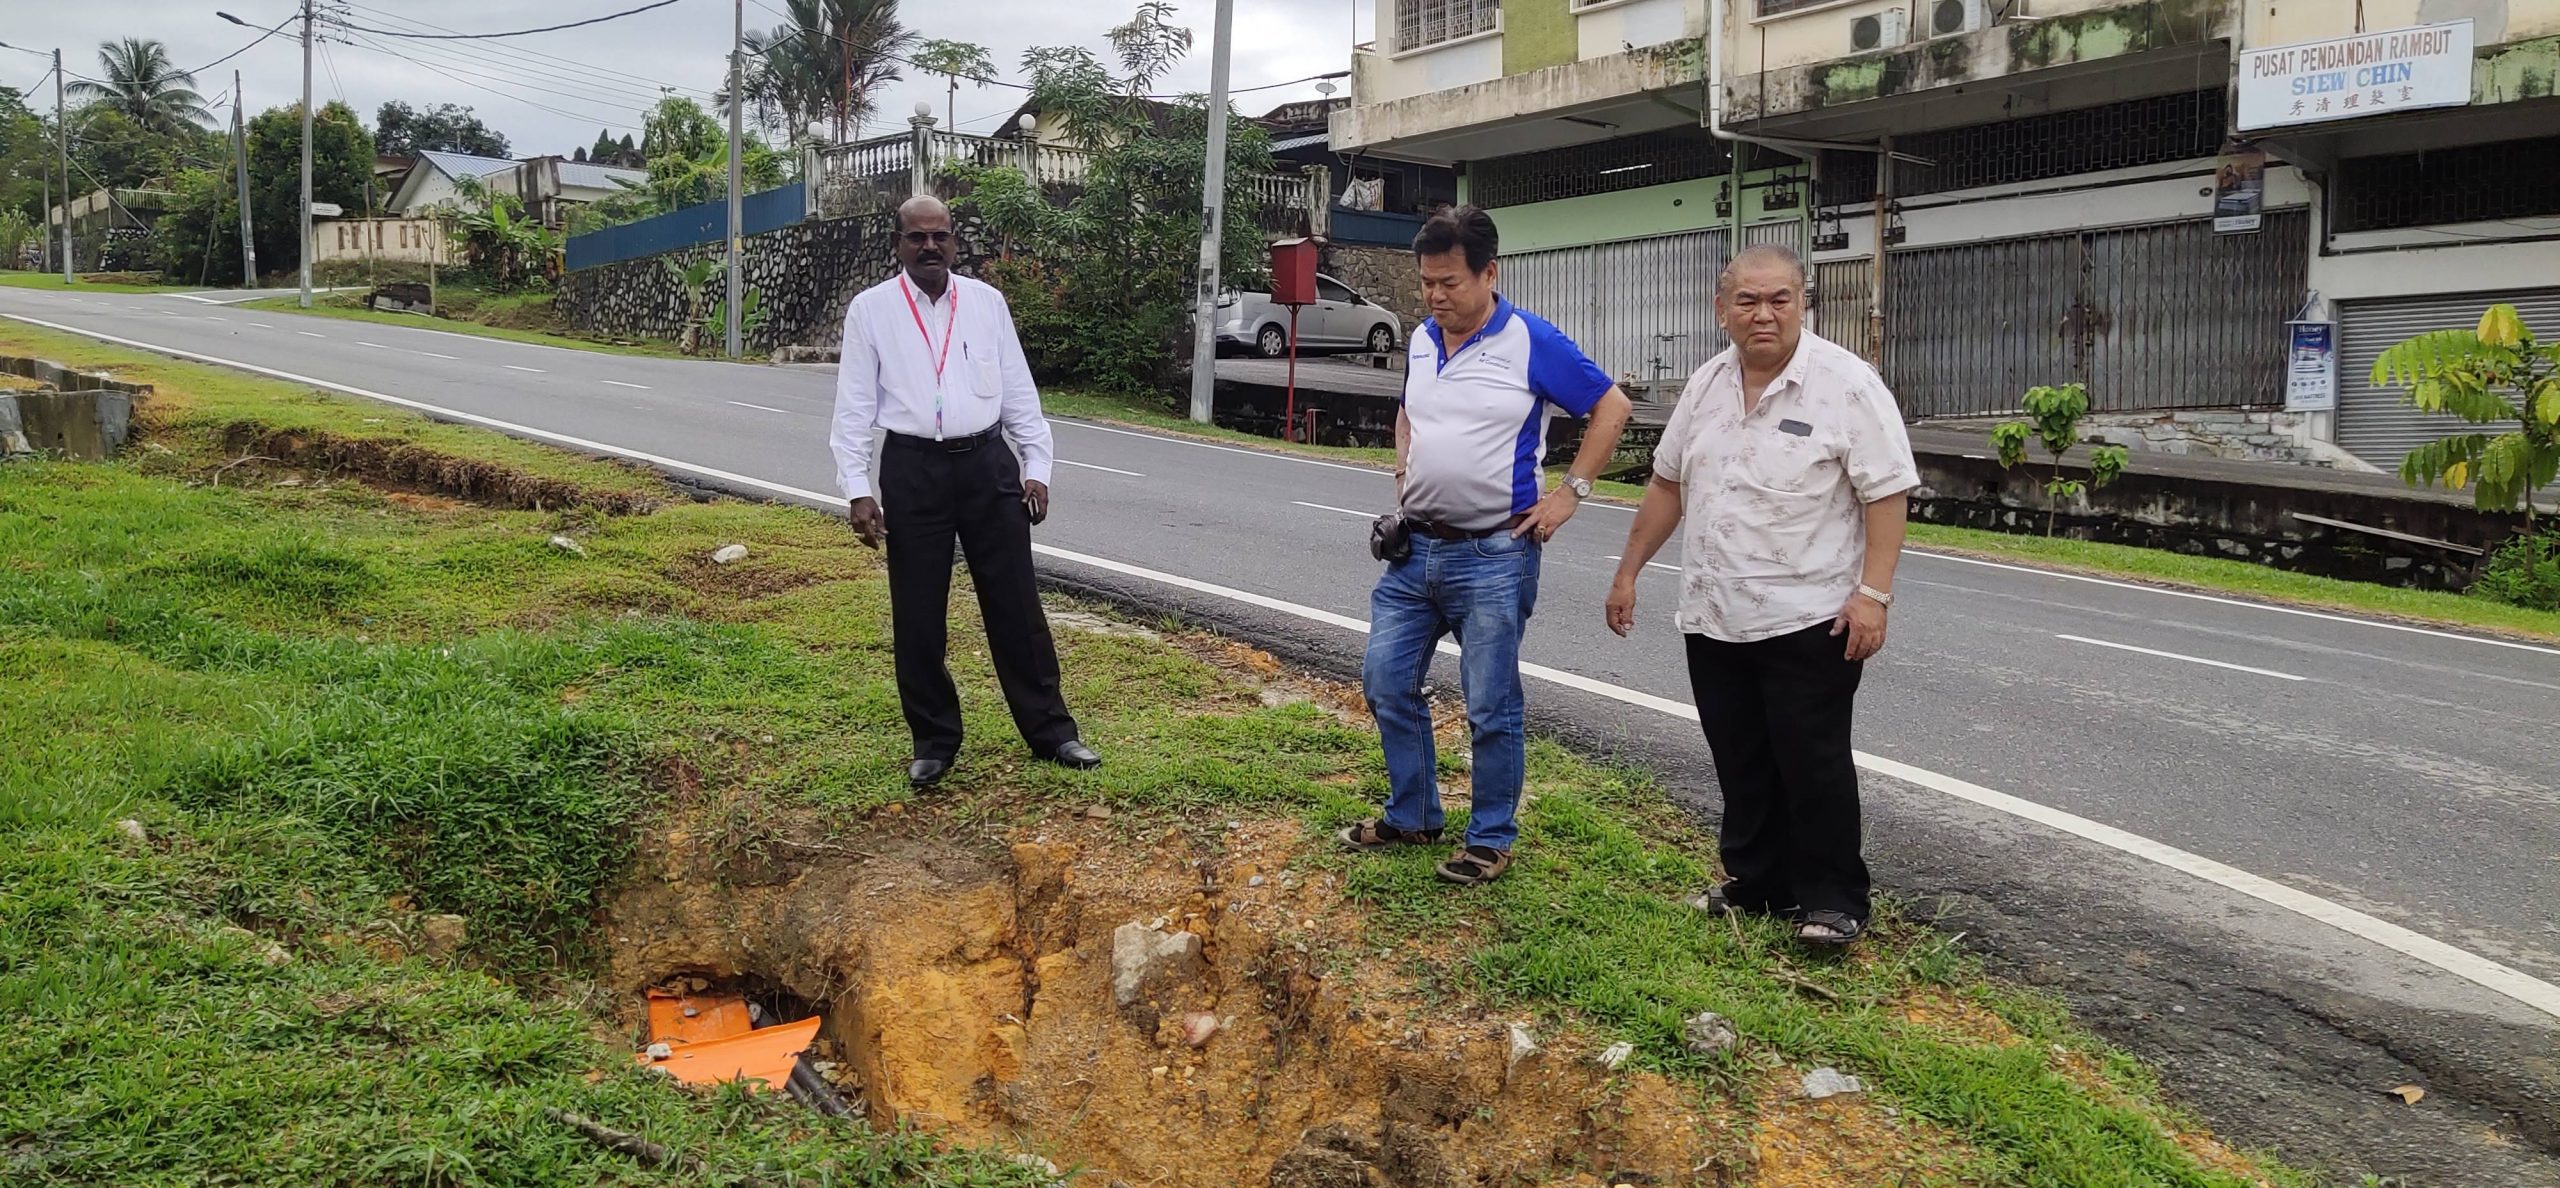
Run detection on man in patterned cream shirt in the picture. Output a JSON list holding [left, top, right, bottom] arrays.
[[1604, 245, 1918, 948]]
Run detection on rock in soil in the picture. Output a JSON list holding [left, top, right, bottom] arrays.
[[1801, 1067, 1866, 1099], [547, 534, 587, 557], [1110, 920, 1204, 1008], [1682, 1010, 1737, 1058], [711, 544, 748, 564], [419, 913, 469, 958]]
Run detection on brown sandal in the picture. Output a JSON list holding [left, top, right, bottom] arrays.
[[1337, 820, 1444, 851], [1434, 845, 1512, 885]]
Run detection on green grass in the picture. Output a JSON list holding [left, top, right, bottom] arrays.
[[0, 330, 2315, 1185], [1046, 388, 2559, 641], [240, 286, 696, 360], [0, 270, 199, 294], [0, 320, 664, 507]]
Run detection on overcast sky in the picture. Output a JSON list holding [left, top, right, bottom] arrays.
[[4, 0, 1365, 151]]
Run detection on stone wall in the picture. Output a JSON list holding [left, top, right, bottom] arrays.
[[1, 355, 148, 459], [556, 208, 995, 354], [1909, 448, 2516, 591], [1931, 409, 2376, 471], [1321, 243, 1427, 337]]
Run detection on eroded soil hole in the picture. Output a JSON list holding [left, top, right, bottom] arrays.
[[602, 814, 1771, 1187]]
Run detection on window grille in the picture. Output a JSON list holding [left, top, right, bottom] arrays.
[[1396, 0, 1501, 52], [2335, 134, 2560, 233], [1472, 128, 1732, 209], [1816, 90, 2226, 207]]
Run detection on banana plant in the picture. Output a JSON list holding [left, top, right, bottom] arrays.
[[2373, 303, 2560, 523]]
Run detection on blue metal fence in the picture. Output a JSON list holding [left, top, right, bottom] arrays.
[[1329, 205, 1425, 249], [565, 182, 806, 271]]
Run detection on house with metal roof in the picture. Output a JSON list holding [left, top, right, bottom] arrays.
[[386, 149, 650, 227]]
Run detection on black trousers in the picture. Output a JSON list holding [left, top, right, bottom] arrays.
[[1683, 624, 1870, 921], [880, 434, 1078, 762]]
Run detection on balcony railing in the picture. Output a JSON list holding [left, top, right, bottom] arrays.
[[810, 124, 1323, 236]]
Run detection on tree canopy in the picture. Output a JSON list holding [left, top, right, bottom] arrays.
[[374, 101, 511, 158], [65, 39, 211, 134]]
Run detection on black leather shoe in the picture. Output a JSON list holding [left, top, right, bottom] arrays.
[[908, 758, 950, 788], [1044, 740, 1102, 771]]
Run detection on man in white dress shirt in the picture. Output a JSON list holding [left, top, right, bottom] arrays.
[[1605, 245, 1918, 948], [831, 195, 1100, 789]]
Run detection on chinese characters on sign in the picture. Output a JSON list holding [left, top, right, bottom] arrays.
[[2237, 20, 2474, 131]]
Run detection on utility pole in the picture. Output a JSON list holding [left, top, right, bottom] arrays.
[[1186, 0, 1235, 424], [299, 0, 315, 308], [234, 70, 258, 285], [725, 0, 745, 359], [56, 49, 71, 281]]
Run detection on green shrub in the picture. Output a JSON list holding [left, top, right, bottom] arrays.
[[2472, 532, 2560, 611]]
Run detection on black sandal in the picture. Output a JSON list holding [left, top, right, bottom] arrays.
[[1434, 845, 1512, 886], [1336, 820, 1443, 851], [1795, 911, 1865, 948]]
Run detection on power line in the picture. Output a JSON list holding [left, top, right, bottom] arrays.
[[337, 1, 721, 102], [337, 32, 653, 129], [340, 30, 669, 116], [190, 10, 300, 76], [333, 0, 690, 41]]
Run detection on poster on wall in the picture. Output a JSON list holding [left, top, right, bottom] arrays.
[[2214, 147, 2266, 234], [2286, 321, 2338, 412], [2237, 20, 2475, 130]]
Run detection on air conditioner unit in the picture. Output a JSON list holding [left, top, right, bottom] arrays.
[[1850, 8, 1907, 53], [1927, 0, 1993, 38]]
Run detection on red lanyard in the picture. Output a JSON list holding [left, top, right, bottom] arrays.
[[897, 275, 959, 384]]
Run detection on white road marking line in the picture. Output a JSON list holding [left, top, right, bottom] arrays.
[[601, 379, 649, 389], [1607, 555, 1681, 573], [1910, 549, 2560, 658], [202, 315, 227, 322], [160, 310, 185, 317], [297, 331, 325, 338], [170, 293, 222, 304], [1057, 459, 1144, 477], [726, 401, 793, 414], [1056, 418, 1388, 476], [2054, 634, 2308, 682], [355, 341, 388, 350], [1293, 500, 1375, 518], [246, 322, 274, 328], [412, 350, 458, 360], [507, 365, 545, 373], [10, 307, 2557, 1024]]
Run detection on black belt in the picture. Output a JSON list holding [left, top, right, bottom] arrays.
[[1414, 514, 1528, 541], [886, 426, 1002, 453]]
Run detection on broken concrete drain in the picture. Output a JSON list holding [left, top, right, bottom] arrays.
[[606, 818, 1739, 1186], [635, 975, 853, 1117]]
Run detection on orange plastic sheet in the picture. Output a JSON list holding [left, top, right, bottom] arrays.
[[636, 987, 819, 1091]]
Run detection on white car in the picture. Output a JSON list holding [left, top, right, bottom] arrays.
[[1215, 273, 1403, 358]]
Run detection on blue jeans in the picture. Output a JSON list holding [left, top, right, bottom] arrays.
[[1362, 531, 1541, 852]]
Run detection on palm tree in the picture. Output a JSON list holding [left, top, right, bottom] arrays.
[[725, 0, 911, 145], [66, 38, 211, 133]]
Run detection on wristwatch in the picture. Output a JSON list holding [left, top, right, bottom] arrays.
[[1857, 584, 1894, 608], [1563, 475, 1593, 499]]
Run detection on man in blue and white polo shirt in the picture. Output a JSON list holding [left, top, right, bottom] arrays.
[[1339, 206, 1634, 886]]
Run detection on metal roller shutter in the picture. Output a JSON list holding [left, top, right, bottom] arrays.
[[1881, 212, 2310, 418], [1497, 228, 1729, 397], [2335, 288, 2560, 472]]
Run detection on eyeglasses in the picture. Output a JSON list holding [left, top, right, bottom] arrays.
[[901, 230, 954, 246]]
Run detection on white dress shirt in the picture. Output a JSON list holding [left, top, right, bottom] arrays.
[[1651, 331, 1920, 643], [830, 272, 1056, 502]]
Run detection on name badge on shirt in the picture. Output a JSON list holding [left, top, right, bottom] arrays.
[[1778, 419, 1813, 437]]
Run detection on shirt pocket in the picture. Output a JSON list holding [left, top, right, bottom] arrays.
[[971, 356, 1002, 399]]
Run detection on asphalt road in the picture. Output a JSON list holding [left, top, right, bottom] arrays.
[[9, 287, 2558, 1183]]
